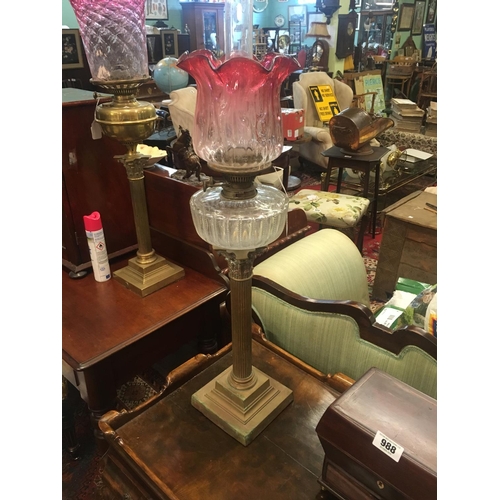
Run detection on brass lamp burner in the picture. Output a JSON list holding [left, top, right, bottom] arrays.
[[92, 78, 157, 145]]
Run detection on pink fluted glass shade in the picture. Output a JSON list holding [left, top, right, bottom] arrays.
[[69, 0, 149, 81], [177, 51, 300, 175]]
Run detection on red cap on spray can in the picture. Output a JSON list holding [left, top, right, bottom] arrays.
[[83, 211, 103, 232]]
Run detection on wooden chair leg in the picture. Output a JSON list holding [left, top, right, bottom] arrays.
[[355, 215, 368, 254]]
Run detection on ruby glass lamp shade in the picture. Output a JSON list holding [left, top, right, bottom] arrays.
[[177, 51, 299, 176], [69, 0, 149, 82]]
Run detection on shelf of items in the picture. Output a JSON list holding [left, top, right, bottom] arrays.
[[180, 2, 225, 54], [261, 27, 288, 53], [253, 28, 268, 59], [288, 21, 303, 55]]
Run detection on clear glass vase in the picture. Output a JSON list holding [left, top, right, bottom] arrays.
[[69, 0, 149, 82]]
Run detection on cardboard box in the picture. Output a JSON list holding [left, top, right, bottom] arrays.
[[281, 108, 304, 141]]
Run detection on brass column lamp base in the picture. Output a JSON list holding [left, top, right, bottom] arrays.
[[91, 77, 185, 297], [191, 247, 292, 446], [113, 152, 185, 297], [113, 254, 184, 298], [192, 365, 293, 446]]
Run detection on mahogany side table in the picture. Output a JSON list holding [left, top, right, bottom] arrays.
[[62, 254, 227, 451]]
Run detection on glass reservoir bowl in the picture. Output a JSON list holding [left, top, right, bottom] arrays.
[[190, 184, 288, 251]]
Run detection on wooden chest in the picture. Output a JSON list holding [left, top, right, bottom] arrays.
[[372, 190, 437, 301], [316, 368, 437, 499]]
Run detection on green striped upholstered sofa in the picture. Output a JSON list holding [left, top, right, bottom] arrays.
[[251, 228, 437, 399]]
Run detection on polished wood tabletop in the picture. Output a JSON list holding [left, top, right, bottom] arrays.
[[62, 257, 226, 370], [99, 340, 341, 499], [62, 255, 228, 448]]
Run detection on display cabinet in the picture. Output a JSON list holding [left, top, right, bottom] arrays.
[[261, 27, 288, 53], [181, 2, 225, 54], [147, 32, 190, 64], [357, 10, 394, 52], [288, 21, 303, 54]]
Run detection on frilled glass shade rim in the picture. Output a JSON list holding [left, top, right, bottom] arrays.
[[176, 50, 301, 174]]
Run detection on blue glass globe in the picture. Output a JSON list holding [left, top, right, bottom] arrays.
[[153, 57, 189, 93]]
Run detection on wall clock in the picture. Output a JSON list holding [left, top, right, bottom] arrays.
[[274, 14, 285, 28], [253, 0, 268, 13], [336, 12, 357, 59]]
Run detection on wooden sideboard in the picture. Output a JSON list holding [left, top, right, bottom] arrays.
[[62, 88, 137, 274]]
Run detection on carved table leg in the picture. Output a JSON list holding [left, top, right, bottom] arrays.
[[62, 377, 81, 460]]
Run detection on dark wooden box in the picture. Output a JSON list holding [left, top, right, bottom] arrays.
[[316, 368, 437, 499]]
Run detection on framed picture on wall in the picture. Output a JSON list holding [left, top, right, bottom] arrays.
[[397, 4, 415, 31], [161, 29, 178, 58], [289, 5, 307, 25], [62, 29, 84, 69], [411, 1, 426, 35], [426, 0, 436, 24], [145, 0, 168, 20]]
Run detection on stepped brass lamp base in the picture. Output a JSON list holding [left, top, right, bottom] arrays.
[[113, 255, 185, 298], [192, 365, 293, 446]]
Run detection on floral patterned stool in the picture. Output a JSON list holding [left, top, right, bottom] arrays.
[[289, 189, 370, 253]]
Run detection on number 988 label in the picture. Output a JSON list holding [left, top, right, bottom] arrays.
[[372, 431, 404, 462]]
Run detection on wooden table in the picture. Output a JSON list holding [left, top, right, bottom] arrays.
[[62, 255, 227, 450], [98, 340, 340, 499], [322, 145, 389, 238], [371, 190, 437, 301]]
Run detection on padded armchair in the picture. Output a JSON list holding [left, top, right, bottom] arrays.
[[251, 229, 437, 398], [292, 72, 353, 170]]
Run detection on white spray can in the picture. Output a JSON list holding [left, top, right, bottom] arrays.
[[83, 211, 111, 282]]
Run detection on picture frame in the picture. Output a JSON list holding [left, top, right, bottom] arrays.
[[397, 3, 415, 32], [62, 29, 84, 69], [411, 0, 426, 36], [426, 0, 437, 24], [289, 5, 307, 25], [161, 29, 178, 58], [145, 0, 168, 20], [361, 0, 393, 9]]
